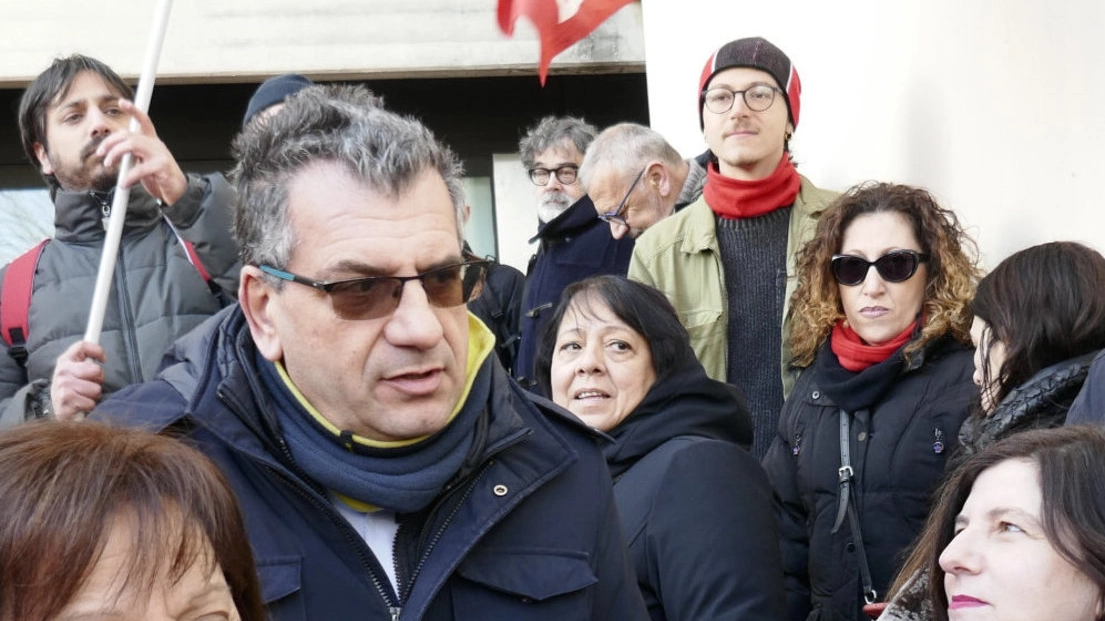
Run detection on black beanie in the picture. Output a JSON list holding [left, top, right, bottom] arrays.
[[242, 74, 314, 127]]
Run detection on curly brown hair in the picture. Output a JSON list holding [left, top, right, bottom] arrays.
[[788, 182, 980, 368]]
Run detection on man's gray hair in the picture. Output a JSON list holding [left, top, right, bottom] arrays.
[[518, 115, 597, 170], [579, 123, 683, 191], [230, 84, 466, 281]]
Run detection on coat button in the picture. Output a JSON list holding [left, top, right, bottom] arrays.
[[811, 391, 821, 400], [493, 484, 509, 497], [857, 431, 868, 442], [847, 543, 856, 552]]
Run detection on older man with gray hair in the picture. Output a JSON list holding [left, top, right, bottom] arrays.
[[580, 122, 707, 240], [514, 115, 634, 388], [95, 85, 647, 621]]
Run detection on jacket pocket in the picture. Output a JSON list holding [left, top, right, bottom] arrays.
[[452, 548, 597, 616], [256, 555, 304, 609]]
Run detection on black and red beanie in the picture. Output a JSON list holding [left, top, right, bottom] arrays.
[[698, 37, 801, 130]]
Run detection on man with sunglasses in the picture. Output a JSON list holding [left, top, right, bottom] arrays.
[[95, 86, 648, 620], [580, 122, 707, 240], [514, 116, 635, 389], [628, 37, 839, 459]]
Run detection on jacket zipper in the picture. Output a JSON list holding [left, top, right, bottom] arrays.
[[399, 461, 494, 604], [217, 389, 403, 619], [100, 193, 143, 383]]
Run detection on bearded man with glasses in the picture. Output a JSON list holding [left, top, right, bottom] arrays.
[[514, 116, 634, 389], [94, 86, 648, 621], [628, 37, 839, 460]]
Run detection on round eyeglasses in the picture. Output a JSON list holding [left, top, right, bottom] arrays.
[[528, 165, 579, 186], [830, 250, 930, 286], [701, 84, 782, 115]]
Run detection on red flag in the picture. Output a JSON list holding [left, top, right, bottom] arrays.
[[498, 0, 636, 85]]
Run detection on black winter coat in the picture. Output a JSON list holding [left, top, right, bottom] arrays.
[[957, 349, 1099, 468], [467, 257, 525, 373], [514, 196, 634, 387], [606, 359, 783, 621], [762, 336, 975, 621]]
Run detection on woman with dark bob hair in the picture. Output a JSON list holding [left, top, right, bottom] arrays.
[[882, 425, 1105, 621], [534, 275, 784, 620], [762, 182, 981, 620], [956, 241, 1105, 464], [0, 420, 265, 621]]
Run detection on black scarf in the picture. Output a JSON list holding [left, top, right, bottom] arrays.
[[813, 339, 906, 413]]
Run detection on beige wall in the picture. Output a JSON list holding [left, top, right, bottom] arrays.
[[0, 0, 644, 86], [641, 0, 1105, 268]]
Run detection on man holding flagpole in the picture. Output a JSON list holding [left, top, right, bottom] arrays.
[[0, 54, 239, 424]]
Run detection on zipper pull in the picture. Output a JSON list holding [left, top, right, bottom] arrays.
[[390, 606, 402, 621], [933, 428, 945, 454], [97, 193, 112, 230], [792, 432, 802, 456]]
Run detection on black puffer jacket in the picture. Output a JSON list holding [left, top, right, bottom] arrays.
[[956, 349, 1099, 469], [606, 359, 782, 621], [763, 336, 975, 621]]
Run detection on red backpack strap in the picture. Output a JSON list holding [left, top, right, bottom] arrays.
[[1, 239, 50, 365], [161, 216, 230, 306]]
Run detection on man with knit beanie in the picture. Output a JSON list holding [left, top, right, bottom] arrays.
[[628, 36, 838, 459]]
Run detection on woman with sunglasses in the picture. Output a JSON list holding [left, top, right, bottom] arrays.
[[762, 182, 981, 621]]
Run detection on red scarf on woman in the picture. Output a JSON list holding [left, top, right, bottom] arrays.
[[830, 319, 918, 372], [703, 155, 801, 219]]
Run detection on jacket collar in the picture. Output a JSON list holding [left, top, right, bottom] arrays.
[[528, 195, 601, 244], [53, 186, 164, 242]]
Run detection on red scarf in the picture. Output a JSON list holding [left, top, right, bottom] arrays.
[[702, 155, 801, 219], [830, 319, 918, 372]]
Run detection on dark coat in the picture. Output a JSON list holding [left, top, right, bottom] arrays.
[[956, 349, 1098, 468], [607, 359, 782, 621], [1064, 349, 1105, 426], [467, 258, 525, 373], [514, 196, 634, 387], [94, 308, 648, 621], [762, 336, 975, 621]]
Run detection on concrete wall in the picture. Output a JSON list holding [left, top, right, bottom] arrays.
[[640, 0, 1105, 268], [0, 0, 644, 85]]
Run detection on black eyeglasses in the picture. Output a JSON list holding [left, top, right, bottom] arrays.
[[830, 250, 930, 286], [701, 84, 782, 115], [258, 259, 489, 320], [598, 167, 646, 228], [528, 165, 579, 186]]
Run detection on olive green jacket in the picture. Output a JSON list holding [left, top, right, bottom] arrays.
[[628, 175, 837, 398]]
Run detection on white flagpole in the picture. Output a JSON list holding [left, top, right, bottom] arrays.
[[83, 0, 174, 343]]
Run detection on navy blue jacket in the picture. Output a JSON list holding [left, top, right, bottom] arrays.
[[763, 337, 974, 621], [514, 196, 634, 387], [95, 308, 648, 621], [1065, 349, 1105, 426]]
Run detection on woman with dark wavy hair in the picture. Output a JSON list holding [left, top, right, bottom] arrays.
[[762, 182, 981, 620], [0, 421, 265, 621]]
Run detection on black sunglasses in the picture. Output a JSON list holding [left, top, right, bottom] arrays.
[[830, 250, 930, 286], [259, 258, 489, 320]]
